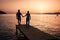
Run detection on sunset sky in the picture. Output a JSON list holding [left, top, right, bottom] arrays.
[[0, 0, 60, 13]]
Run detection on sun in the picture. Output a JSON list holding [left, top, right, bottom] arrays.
[[35, 3, 47, 13], [40, 4, 46, 13]]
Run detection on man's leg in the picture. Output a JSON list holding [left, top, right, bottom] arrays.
[[18, 19, 21, 25], [19, 19, 21, 25], [18, 20, 19, 25]]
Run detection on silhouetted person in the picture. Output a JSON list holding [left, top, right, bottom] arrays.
[[24, 11, 31, 27], [16, 10, 22, 25]]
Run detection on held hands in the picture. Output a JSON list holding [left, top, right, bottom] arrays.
[[21, 14, 25, 17], [22, 16, 25, 17], [21, 15, 24, 17]]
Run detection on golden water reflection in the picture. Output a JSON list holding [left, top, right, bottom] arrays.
[[0, 14, 60, 38]]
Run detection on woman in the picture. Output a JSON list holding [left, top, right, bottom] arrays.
[[24, 11, 31, 27]]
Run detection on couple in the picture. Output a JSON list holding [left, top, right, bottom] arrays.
[[16, 9, 31, 27]]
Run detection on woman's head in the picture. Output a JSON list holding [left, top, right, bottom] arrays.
[[27, 11, 29, 13]]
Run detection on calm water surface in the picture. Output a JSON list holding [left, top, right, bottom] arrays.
[[0, 14, 60, 39]]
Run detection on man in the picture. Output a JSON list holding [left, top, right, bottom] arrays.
[[16, 9, 22, 25]]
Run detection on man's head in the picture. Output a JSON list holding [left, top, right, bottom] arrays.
[[18, 9, 20, 12]]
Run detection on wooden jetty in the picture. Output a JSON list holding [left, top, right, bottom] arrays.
[[16, 24, 59, 40]]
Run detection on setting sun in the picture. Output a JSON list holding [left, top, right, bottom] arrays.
[[36, 3, 47, 13], [0, 0, 60, 13]]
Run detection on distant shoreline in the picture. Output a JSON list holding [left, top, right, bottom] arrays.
[[0, 11, 7, 14], [0, 13, 6, 14], [5, 13, 60, 14]]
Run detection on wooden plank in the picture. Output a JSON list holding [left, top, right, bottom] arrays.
[[16, 24, 59, 40]]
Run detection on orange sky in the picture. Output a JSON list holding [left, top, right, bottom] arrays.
[[0, 0, 60, 13]]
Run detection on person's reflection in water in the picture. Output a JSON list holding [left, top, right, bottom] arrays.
[[24, 11, 31, 28], [16, 9, 22, 25]]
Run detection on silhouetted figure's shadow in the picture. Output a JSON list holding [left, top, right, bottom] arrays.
[[16, 24, 29, 40], [16, 24, 59, 40]]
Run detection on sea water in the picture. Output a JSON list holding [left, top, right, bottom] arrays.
[[0, 14, 60, 39]]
